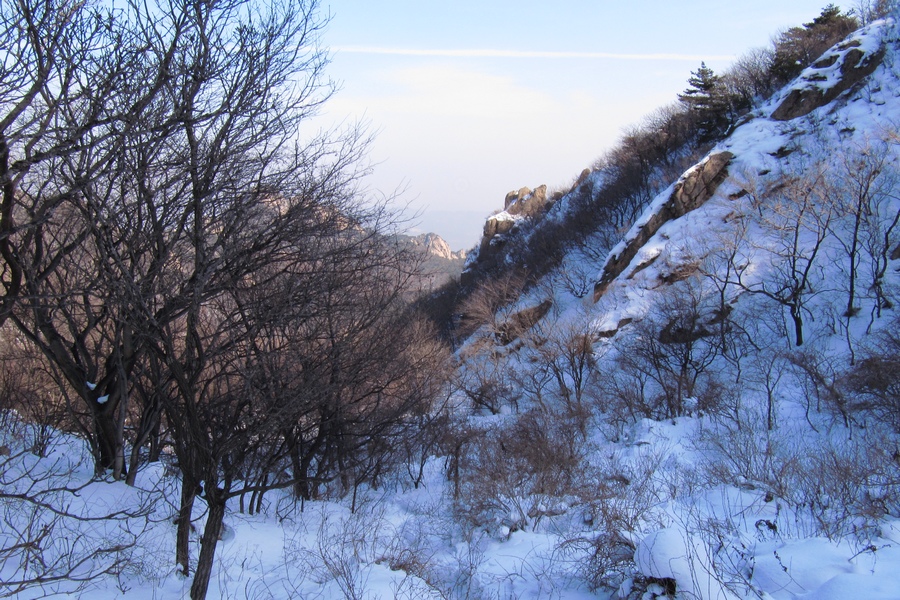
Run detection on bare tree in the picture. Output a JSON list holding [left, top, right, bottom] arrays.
[[603, 277, 725, 423], [826, 142, 898, 320], [0, 0, 154, 478], [740, 170, 834, 346], [853, 0, 899, 24], [0, 0, 107, 327], [0, 1, 449, 598]]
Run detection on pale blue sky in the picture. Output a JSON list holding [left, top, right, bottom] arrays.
[[318, 1, 848, 250]]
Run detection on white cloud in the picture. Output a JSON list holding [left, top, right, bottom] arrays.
[[329, 64, 556, 120], [332, 46, 734, 62]]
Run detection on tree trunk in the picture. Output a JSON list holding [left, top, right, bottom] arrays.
[[176, 481, 197, 576], [125, 402, 161, 486], [189, 499, 226, 600], [0, 133, 23, 328], [290, 440, 309, 499], [93, 404, 122, 476], [790, 304, 804, 346]]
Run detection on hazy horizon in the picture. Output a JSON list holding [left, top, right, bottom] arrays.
[[321, 0, 844, 250]]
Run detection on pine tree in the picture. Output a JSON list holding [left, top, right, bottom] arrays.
[[679, 63, 719, 109], [679, 62, 728, 142]]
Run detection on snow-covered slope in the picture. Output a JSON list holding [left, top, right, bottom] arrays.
[[453, 13, 900, 600]]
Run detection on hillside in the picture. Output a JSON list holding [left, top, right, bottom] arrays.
[[451, 11, 900, 599], [3, 6, 900, 600]]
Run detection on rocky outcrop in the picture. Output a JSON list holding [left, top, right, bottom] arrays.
[[399, 233, 466, 289], [593, 151, 734, 301], [405, 233, 466, 261], [482, 213, 518, 241], [495, 299, 553, 345], [420, 233, 466, 261], [771, 39, 885, 121], [504, 185, 550, 217], [468, 183, 553, 271]]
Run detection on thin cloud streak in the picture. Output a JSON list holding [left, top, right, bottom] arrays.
[[332, 46, 734, 61]]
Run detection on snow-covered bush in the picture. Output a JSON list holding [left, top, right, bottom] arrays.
[[560, 446, 674, 594], [454, 408, 591, 535], [0, 416, 160, 597]]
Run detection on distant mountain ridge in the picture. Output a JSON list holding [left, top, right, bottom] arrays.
[[394, 232, 466, 289], [406, 232, 467, 262]]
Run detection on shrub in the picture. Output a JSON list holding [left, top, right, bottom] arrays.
[[454, 409, 590, 534], [844, 318, 900, 431]]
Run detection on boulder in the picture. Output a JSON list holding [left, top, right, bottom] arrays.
[[482, 212, 518, 240]]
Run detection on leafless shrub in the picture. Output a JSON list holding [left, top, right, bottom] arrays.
[[455, 409, 590, 534], [457, 270, 528, 343], [700, 414, 900, 542], [599, 278, 726, 422], [699, 413, 805, 501], [844, 318, 900, 431], [0, 420, 157, 597], [519, 306, 601, 424], [559, 448, 672, 593], [287, 502, 390, 599], [455, 352, 521, 415], [0, 332, 69, 458], [785, 346, 849, 429], [792, 434, 900, 541]]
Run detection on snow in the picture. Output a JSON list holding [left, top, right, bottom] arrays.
[[6, 12, 900, 600], [487, 211, 519, 224]]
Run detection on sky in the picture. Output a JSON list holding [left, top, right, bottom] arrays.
[[316, 1, 852, 250]]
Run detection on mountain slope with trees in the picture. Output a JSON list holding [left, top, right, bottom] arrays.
[[3, 2, 900, 600]]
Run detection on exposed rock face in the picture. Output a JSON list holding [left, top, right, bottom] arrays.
[[504, 184, 549, 217], [400, 233, 466, 289], [495, 299, 553, 345], [482, 213, 518, 240], [771, 40, 885, 121], [406, 233, 466, 261], [593, 151, 734, 301], [467, 183, 552, 273], [420, 233, 466, 261]]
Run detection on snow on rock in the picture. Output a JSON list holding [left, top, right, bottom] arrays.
[[634, 527, 739, 600], [593, 151, 733, 300], [769, 19, 892, 121]]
